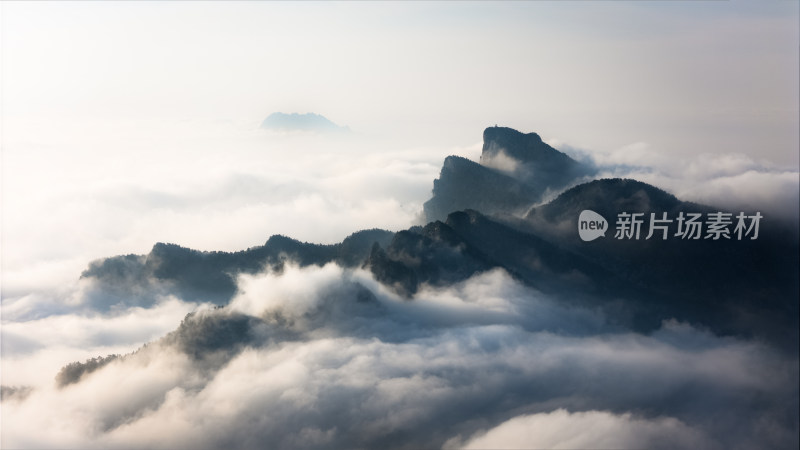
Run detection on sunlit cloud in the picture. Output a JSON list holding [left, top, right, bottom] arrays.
[[2, 265, 796, 449]]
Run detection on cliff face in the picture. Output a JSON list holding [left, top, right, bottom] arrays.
[[481, 126, 589, 190], [422, 155, 541, 223], [423, 126, 593, 222]]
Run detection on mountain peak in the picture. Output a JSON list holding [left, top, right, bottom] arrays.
[[260, 112, 348, 133], [483, 126, 542, 144], [481, 126, 565, 166], [422, 126, 593, 223]]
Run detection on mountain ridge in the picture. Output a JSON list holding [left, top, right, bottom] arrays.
[[80, 126, 799, 351]]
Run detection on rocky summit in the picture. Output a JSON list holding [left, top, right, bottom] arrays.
[[423, 126, 594, 222]]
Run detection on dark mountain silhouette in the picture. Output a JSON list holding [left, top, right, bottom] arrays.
[[80, 176, 793, 348], [163, 311, 265, 363], [81, 127, 798, 351], [55, 354, 120, 388], [365, 212, 630, 300], [481, 126, 590, 189], [521, 178, 799, 347], [423, 126, 593, 222], [383, 185, 799, 350], [422, 156, 541, 224], [82, 229, 394, 306], [524, 179, 798, 294], [260, 112, 349, 133]]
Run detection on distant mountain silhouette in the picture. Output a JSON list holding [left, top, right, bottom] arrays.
[[260, 112, 349, 133], [423, 126, 593, 222]]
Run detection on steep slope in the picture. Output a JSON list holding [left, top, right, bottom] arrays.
[[368, 211, 627, 298], [82, 229, 395, 307], [378, 179, 799, 349], [422, 156, 541, 223], [521, 179, 799, 343], [481, 126, 589, 190], [423, 126, 592, 222]]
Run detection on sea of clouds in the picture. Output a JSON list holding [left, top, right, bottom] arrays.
[[2, 120, 798, 449], [2, 264, 797, 449]]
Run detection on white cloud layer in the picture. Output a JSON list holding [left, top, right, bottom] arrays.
[[2, 265, 796, 449], [1, 295, 203, 387], [1, 118, 479, 299], [449, 408, 720, 450], [555, 140, 799, 222]]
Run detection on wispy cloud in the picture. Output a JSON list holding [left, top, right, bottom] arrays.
[[2, 265, 796, 449], [554, 140, 799, 222]]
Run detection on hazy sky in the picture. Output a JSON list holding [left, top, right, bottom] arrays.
[[3, 1, 798, 156], [2, 0, 798, 292]]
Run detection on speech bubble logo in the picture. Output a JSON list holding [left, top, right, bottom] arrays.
[[578, 210, 608, 241]]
